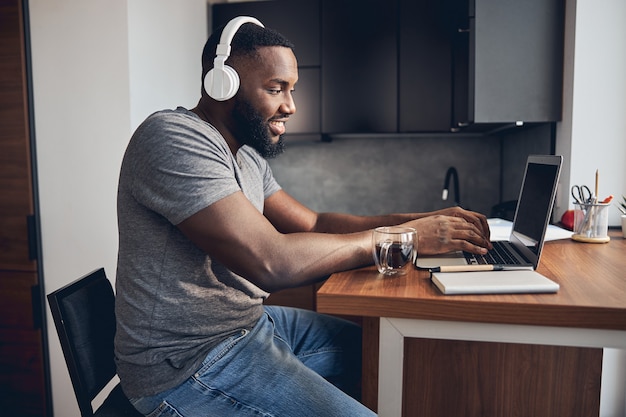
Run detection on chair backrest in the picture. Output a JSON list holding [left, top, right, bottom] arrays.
[[47, 268, 121, 417]]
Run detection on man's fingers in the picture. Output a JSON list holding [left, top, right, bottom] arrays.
[[451, 210, 491, 239], [445, 221, 491, 250], [448, 214, 492, 246]]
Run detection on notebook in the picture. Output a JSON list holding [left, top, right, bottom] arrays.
[[430, 269, 559, 295], [415, 154, 563, 271]]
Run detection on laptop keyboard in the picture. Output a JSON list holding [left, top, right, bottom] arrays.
[[463, 241, 522, 265]]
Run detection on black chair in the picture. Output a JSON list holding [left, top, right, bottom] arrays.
[[47, 268, 142, 417]]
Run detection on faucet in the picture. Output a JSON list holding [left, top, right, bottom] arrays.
[[442, 166, 460, 207]]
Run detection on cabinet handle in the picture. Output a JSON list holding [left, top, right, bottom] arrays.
[[458, 28, 470, 33]]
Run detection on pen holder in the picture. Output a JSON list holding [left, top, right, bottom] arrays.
[[571, 202, 610, 243]]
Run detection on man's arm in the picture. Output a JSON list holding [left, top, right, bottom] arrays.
[[264, 189, 491, 241], [177, 191, 373, 292], [262, 190, 404, 234], [178, 189, 491, 293]]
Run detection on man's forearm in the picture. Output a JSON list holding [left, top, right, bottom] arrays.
[[312, 212, 423, 234]]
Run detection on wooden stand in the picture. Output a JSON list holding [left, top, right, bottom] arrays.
[[571, 233, 611, 243]]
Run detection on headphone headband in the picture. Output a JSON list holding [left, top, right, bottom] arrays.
[[216, 16, 264, 59]]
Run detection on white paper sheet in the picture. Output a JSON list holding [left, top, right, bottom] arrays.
[[488, 218, 572, 242]]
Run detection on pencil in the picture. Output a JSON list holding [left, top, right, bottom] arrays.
[[595, 169, 599, 202], [430, 265, 533, 273]]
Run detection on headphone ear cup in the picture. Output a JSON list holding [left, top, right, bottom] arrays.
[[204, 64, 240, 101]]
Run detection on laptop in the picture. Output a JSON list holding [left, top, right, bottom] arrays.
[[414, 154, 563, 272]]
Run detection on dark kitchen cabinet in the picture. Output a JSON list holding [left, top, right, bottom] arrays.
[[212, 0, 564, 134], [320, 0, 398, 133], [323, 0, 563, 133], [399, 0, 459, 132], [395, 0, 565, 133], [452, 0, 565, 128]]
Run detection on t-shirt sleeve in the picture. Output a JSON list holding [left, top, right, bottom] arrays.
[[127, 112, 241, 225], [261, 156, 282, 200]]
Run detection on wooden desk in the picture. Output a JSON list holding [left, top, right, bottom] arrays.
[[317, 231, 626, 417]]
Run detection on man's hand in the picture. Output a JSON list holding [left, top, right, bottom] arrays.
[[405, 211, 492, 256], [427, 206, 491, 240]]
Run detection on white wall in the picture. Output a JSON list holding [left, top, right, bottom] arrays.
[[29, 2, 131, 413], [29, 1, 208, 416], [556, 0, 626, 226], [127, 1, 208, 130], [556, 1, 626, 415]]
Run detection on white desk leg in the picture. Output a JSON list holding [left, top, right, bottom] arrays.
[[377, 318, 404, 417], [600, 348, 626, 417]]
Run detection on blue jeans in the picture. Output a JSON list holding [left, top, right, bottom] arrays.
[[130, 306, 376, 416]]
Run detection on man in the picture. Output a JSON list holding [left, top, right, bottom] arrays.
[[115, 19, 491, 416]]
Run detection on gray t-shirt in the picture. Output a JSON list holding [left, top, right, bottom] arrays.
[[114, 107, 281, 398]]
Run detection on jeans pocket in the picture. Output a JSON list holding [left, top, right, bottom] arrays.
[[130, 398, 183, 417], [193, 328, 250, 377]]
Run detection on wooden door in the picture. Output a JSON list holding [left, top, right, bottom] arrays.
[[0, 0, 50, 415]]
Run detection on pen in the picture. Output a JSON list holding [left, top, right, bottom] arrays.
[[430, 265, 533, 273]]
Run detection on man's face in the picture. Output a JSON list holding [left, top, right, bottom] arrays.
[[232, 46, 298, 158]]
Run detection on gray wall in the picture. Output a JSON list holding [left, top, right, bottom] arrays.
[[269, 124, 553, 217]]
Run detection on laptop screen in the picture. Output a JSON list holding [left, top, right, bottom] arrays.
[[510, 155, 562, 260]]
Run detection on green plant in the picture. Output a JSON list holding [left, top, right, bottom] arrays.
[[618, 195, 626, 215]]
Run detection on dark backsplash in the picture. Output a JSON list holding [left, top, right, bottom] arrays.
[[268, 124, 553, 218]]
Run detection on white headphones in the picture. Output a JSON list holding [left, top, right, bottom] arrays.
[[204, 16, 265, 101]]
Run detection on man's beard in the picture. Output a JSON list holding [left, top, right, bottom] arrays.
[[232, 99, 285, 159]]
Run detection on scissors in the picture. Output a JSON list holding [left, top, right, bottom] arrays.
[[571, 185, 592, 204]]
